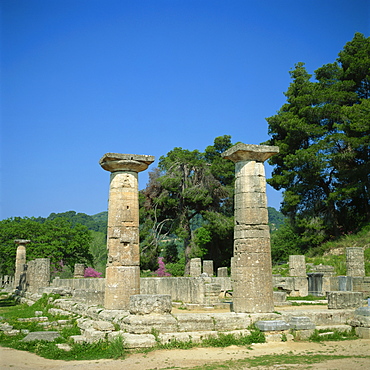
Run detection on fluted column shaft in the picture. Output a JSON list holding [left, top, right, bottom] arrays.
[[100, 153, 154, 310], [222, 143, 278, 313]]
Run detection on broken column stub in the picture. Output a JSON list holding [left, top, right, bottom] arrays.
[[100, 153, 154, 310], [14, 239, 30, 289], [222, 143, 279, 313]]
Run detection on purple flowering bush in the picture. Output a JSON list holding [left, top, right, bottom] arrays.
[[155, 257, 171, 277], [84, 267, 103, 278]]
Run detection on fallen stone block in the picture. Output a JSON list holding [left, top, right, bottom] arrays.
[[255, 320, 290, 331], [175, 313, 214, 332], [92, 320, 115, 331], [48, 308, 71, 316], [292, 329, 315, 340], [289, 316, 315, 330], [98, 309, 129, 323], [327, 291, 363, 309], [122, 333, 157, 348], [212, 313, 251, 331], [121, 314, 178, 334], [56, 343, 72, 351], [355, 306, 370, 316], [355, 327, 370, 339], [70, 335, 85, 343], [84, 327, 106, 343], [159, 331, 218, 345], [22, 331, 60, 342], [129, 294, 172, 315]]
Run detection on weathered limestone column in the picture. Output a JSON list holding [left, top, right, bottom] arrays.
[[100, 153, 154, 310], [222, 143, 279, 313], [14, 239, 30, 289], [74, 263, 85, 278], [189, 258, 202, 277], [289, 255, 306, 277], [203, 260, 214, 276], [346, 247, 365, 277]]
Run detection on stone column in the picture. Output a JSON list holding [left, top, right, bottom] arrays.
[[222, 143, 279, 313], [100, 153, 154, 310], [346, 247, 365, 277], [289, 255, 306, 277], [189, 258, 202, 277], [74, 263, 85, 278], [14, 239, 30, 289], [203, 260, 214, 276]]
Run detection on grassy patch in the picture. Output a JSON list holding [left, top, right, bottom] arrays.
[[287, 295, 325, 301], [309, 328, 358, 342], [185, 353, 370, 370], [0, 294, 127, 361]]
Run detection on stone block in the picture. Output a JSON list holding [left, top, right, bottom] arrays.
[[217, 267, 228, 277], [355, 306, 370, 316], [92, 320, 115, 331], [175, 313, 214, 332], [121, 333, 156, 348], [273, 291, 286, 303], [289, 316, 315, 330], [289, 255, 306, 277], [121, 314, 178, 334], [190, 258, 202, 277], [355, 327, 370, 339], [22, 331, 60, 342], [254, 320, 290, 331], [327, 291, 363, 309], [212, 313, 251, 331], [293, 329, 315, 340], [203, 260, 214, 276], [84, 328, 106, 343], [129, 294, 172, 315]]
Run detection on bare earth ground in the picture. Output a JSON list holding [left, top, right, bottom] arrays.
[[1, 339, 370, 370]]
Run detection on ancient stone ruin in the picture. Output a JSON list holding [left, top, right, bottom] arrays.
[[222, 143, 279, 313], [100, 153, 154, 310]]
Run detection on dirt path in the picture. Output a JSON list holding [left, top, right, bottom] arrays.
[[1, 339, 370, 370]]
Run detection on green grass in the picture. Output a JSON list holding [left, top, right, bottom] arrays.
[[309, 328, 358, 342], [184, 353, 370, 370], [287, 295, 326, 301], [0, 293, 128, 361]]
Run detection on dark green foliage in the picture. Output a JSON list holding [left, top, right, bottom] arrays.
[[0, 217, 93, 275], [141, 135, 235, 274], [265, 33, 370, 250]]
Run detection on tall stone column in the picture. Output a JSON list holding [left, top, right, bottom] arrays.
[[14, 239, 30, 289], [100, 153, 154, 310], [222, 143, 279, 313]]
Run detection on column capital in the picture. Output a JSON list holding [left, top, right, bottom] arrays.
[[99, 153, 155, 173], [221, 143, 279, 163], [14, 239, 31, 245]]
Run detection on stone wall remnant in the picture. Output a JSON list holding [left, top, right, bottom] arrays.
[[189, 258, 202, 277], [289, 255, 306, 277], [100, 153, 154, 310], [217, 267, 228, 277], [14, 239, 30, 289], [26, 258, 50, 293], [74, 264, 85, 278], [346, 247, 365, 277], [327, 291, 363, 309], [202, 260, 214, 276], [222, 143, 279, 313]]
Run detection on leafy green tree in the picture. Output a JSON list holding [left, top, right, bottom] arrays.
[[0, 217, 93, 275], [265, 33, 370, 249], [142, 136, 234, 274]]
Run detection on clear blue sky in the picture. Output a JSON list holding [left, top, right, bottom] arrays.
[[1, 0, 369, 220]]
